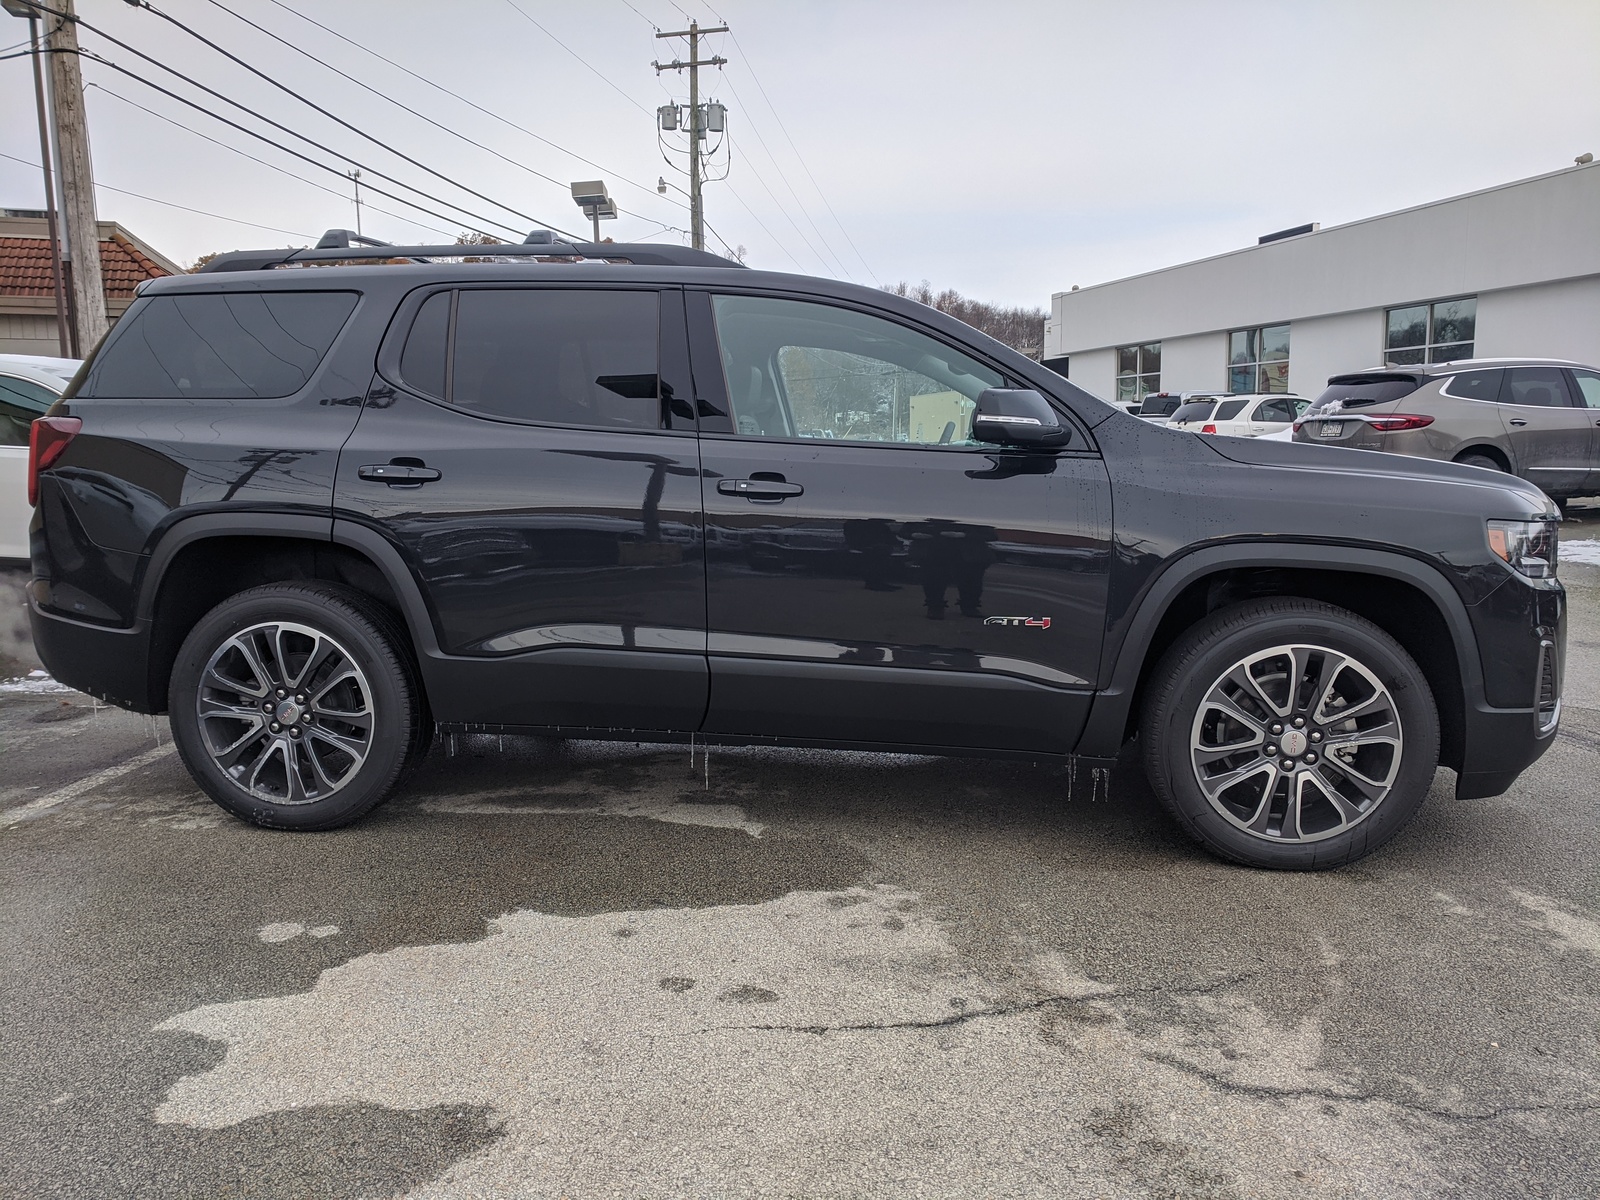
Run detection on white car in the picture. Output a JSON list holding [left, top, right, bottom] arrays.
[[1166, 393, 1308, 437], [1, 354, 80, 562]]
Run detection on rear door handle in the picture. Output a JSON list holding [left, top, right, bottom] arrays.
[[359, 463, 442, 484], [1508, 419, 1528, 427], [717, 477, 804, 500]]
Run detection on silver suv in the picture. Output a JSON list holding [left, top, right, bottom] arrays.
[[1293, 358, 1600, 501]]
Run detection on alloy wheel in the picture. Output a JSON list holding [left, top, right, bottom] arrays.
[[1188, 643, 1403, 843], [196, 621, 375, 805]]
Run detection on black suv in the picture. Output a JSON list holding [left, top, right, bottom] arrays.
[[25, 232, 1565, 869]]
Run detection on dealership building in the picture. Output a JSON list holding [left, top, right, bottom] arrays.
[[1042, 160, 1600, 408]]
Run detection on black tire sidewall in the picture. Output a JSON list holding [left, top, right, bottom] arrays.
[[1146, 603, 1439, 870], [169, 586, 413, 830]]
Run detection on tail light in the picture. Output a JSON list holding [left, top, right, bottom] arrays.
[[1365, 414, 1434, 432], [1200, 423, 1217, 434], [27, 416, 82, 506]]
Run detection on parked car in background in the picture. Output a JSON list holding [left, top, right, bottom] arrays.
[[1, 354, 79, 562], [1168, 394, 1308, 437], [1135, 390, 1230, 422], [1293, 358, 1600, 503]]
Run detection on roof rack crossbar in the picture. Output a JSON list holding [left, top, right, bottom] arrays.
[[198, 233, 743, 273], [316, 228, 397, 250]]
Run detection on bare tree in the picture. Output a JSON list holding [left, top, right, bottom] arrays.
[[882, 281, 1046, 360]]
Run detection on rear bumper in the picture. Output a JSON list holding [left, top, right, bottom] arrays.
[[26, 584, 155, 712]]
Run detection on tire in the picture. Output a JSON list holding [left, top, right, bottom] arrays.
[[1454, 452, 1504, 473], [168, 583, 422, 830], [1140, 598, 1439, 870]]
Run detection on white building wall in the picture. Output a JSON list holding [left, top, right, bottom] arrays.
[[1156, 332, 1227, 395], [1287, 309, 1384, 398], [1067, 347, 1117, 402], [1046, 163, 1600, 367], [1476, 275, 1600, 364]]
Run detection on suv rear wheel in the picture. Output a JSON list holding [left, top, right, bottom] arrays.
[[168, 583, 422, 830], [1141, 598, 1439, 870]]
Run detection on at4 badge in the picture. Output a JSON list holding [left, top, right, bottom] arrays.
[[983, 616, 1052, 629]]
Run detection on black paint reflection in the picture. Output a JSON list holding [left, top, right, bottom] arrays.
[[907, 519, 995, 619]]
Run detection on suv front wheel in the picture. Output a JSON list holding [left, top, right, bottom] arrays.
[[1141, 598, 1439, 870], [169, 583, 423, 830]]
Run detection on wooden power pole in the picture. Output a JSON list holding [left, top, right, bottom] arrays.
[[654, 22, 727, 252], [45, 0, 108, 354]]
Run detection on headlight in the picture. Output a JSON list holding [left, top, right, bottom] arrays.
[[1487, 519, 1558, 579]]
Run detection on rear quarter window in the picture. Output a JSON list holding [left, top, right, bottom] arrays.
[[76, 291, 359, 399], [1440, 368, 1503, 400]]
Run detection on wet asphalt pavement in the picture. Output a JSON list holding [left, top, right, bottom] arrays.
[[3, 558, 1599, 1198]]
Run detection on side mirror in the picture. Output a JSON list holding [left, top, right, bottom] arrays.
[[972, 388, 1071, 447]]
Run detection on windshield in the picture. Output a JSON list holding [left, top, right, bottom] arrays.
[[1304, 374, 1421, 416], [1169, 401, 1215, 422]]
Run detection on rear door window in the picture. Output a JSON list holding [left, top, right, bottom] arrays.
[[1499, 368, 1572, 407], [450, 289, 663, 429], [77, 291, 358, 398]]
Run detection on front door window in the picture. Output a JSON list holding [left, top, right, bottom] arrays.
[[711, 294, 1003, 445]]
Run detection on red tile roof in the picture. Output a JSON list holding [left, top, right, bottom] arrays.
[[0, 233, 172, 299]]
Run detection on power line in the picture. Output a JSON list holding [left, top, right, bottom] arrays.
[[497, 0, 651, 116], [79, 48, 522, 241], [718, 74, 852, 279], [7, 1, 537, 240], [259, 0, 684, 217], [84, 82, 457, 240], [618, 0, 659, 31], [720, 180, 804, 271], [726, 28, 878, 283], [0, 150, 313, 239], [127, 0, 580, 238], [727, 131, 834, 276], [198, 0, 613, 225]]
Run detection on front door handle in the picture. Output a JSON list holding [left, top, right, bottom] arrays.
[[717, 477, 804, 501], [359, 463, 442, 484], [1508, 418, 1528, 427]]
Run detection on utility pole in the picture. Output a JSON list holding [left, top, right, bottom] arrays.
[[348, 170, 363, 237], [44, 0, 108, 354], [24, 12, 70, 356], [653, 21, 726, 251]]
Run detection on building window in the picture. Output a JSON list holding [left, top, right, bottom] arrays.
[[1228, 324, 1290, 394], [1116, 342, 1160, 406], [1385, 296, 1475, 364]]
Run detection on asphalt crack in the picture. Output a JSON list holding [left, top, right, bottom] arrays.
[[1144, 1049, 1600, 1124], [695, 971, 1261, 1037]]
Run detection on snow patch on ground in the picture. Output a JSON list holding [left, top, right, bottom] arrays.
[[0, 669, 75, 695], [1559, 537, 1600, 566]]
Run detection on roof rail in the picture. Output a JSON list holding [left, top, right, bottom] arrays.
[[196, 229, 744, 273]]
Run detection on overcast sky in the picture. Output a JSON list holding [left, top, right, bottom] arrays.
[[1, 0, 1596, 307]]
